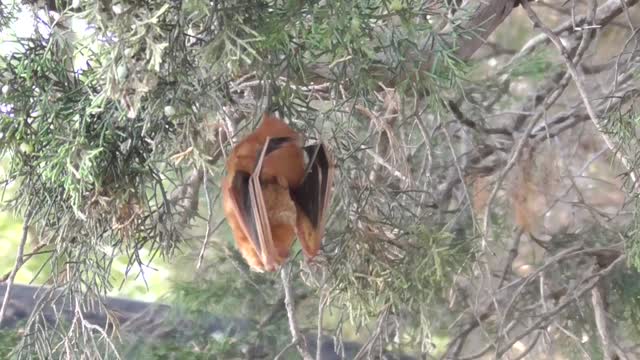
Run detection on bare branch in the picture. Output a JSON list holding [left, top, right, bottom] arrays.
[[280, 263, 313, 360], [592, 282, 615, 360]]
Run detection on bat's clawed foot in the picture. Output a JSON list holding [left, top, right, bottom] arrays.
[[304, 251, 328, 270], [299, 254, 328, 286]]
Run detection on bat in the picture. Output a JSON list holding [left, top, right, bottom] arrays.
[[222, 113, 335, 272]]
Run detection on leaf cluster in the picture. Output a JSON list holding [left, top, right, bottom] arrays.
[[324, 219, 475, 352]]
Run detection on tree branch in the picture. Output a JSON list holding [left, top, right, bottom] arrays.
[[513, 0, 640, 65], [443, 0, 522, 61], [495, 254, 625, 358]]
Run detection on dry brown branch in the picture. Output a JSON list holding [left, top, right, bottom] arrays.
[[536, 1, 629, 28], [481, 111, 541, 236], [500, 245, 623, 326], [472, 0, 637, 248], [441, 241, 626, 359], [592, 281, 616, 360], [478, 35, 593, 238], [441, 308, 494, 360]]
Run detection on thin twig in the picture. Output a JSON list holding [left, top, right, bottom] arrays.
[[498, 227, 524, 289], [364, 149, 411, 186], [316, 270, 328, 360], [0, 208, 34, 326], [274, 341, 298, 360], [197, 165, 214, 269]]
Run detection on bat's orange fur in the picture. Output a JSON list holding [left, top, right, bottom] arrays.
[[222, 113, 321, 272]]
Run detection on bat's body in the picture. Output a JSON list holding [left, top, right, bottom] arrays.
[[222, 114, 334, 272]]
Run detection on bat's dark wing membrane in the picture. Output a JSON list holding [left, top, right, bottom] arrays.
[[227, 136, 294, 270], [229, 171, 262, 254], [292, 142, 334, 234]]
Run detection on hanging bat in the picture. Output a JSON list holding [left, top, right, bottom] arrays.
[[222, 113, 334, 272]]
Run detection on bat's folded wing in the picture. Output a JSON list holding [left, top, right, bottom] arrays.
[[292, 142, 335, 258]]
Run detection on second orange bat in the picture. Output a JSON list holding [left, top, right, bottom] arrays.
[[222, 114, 334, 272]]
